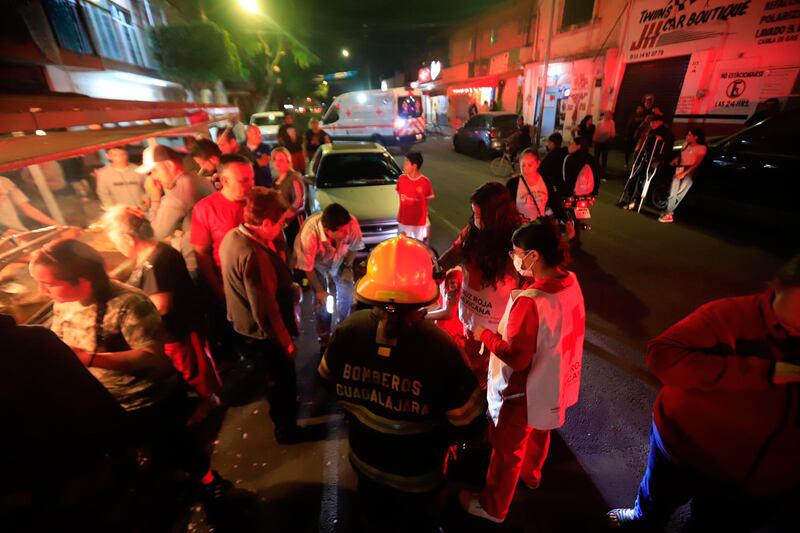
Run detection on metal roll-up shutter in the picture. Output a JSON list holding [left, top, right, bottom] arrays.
[[614, 55, 691, 140]]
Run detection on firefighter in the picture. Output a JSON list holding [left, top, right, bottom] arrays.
[[318, 235, 485, 532]]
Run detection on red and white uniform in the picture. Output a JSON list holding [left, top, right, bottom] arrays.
[[478, 271, 585, 520], [396, 173, 433, 241]]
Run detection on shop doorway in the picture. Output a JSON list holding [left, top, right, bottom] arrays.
[[615, 55, 691, 140]]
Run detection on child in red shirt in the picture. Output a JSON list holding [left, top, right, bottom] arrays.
[[427, 268, 465, 347], [396, 151, 434, 242]]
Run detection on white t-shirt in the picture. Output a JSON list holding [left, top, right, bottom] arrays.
[[515, 174, 548, 221], [680, 143, 707, 168], [0, 176, 30, 232]]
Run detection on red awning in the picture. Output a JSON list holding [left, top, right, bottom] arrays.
[[0, 94, 238, 134], [445, 76, 500, 92], [0, 119, 226, 173]]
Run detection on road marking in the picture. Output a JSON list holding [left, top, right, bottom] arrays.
[[428, 207, 461, 235], [318, 420, 344, 533]]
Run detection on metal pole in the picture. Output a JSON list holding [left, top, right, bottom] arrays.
[[28, 164, 65, 225], [535, 0, 557, 148]]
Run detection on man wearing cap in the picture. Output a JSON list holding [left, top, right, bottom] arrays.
[[318, 235, 485, 531], [96, 146, 146, 208], [144, 145, 214, 273]]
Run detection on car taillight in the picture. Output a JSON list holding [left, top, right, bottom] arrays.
[[577, 199, 588, 208], [489, 129, 496, 139]]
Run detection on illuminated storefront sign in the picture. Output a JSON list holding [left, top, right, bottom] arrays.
[[418, 67, 431, 83], [625, 0, 800, 63]]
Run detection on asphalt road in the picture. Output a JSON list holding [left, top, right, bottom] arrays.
[[188, 136, 788, 533]]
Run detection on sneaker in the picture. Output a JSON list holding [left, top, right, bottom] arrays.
[[658, 214, 674, 223], [458, 490, 504, 524], [607, 508, 662, 530], [625, 202, 636, 211]]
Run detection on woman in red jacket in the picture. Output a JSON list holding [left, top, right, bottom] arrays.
[[460, 221, 586, 523]]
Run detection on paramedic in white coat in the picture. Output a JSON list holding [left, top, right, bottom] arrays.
[[459, 221, 586, 524]]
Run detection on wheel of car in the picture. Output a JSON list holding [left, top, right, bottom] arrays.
[[650, 180, 670, 211], [453, 134, 461, 152], [477, 142, 489, 159]]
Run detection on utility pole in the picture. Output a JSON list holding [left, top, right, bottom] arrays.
[[535, 0, 556, 147]]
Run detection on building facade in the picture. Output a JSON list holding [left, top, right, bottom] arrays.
[[421, 0, 799, 139], [2, 0, 185, 102]]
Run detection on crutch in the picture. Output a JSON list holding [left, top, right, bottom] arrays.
[[620, 140, 649, 205], [637, 137, 664, 213]]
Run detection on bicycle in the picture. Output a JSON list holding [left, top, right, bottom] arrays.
[[490, 150, 518, 177]]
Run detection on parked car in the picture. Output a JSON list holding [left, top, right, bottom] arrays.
[[453, 112, 519, 158], [677, 110, 799, 233], [250, 111, 284, 143], [305, 142, 401, 251]]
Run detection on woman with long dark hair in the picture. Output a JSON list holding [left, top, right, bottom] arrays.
[[439, 182, 524, 386], [28, 238, 230, 502], [659, 127, 707, 223]]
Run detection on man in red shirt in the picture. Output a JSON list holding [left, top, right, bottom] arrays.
[[191, 154, 255, 302], [396, 151, 433, 242], [609, 255, 800, 531]]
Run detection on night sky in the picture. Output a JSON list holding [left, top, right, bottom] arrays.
[[280, 0, 513, 88]]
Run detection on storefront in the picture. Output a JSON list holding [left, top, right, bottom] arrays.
[[445, 76, 499, 129], [523, 54, 616, 141], [617, 0, 800, 136]]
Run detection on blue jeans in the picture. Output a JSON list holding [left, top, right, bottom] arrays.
[[315, 267, 354, 339], [633, 421, 693, 523]]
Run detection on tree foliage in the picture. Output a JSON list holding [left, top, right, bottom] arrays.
[[150, 20, 242, 84]]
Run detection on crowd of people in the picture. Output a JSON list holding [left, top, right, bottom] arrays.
[[4, 102, 798, 533]]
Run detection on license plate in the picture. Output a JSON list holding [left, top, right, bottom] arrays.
[[415, 133, 423, 140], [574, 207, 591, 219]]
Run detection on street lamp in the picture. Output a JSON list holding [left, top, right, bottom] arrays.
[[341, 49, 350, 58], [238, 0, 259, 14]]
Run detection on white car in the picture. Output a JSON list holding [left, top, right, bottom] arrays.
[[249, 111, 284, 142], [306, 142, 401, 250]]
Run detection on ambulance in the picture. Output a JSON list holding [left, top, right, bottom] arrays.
[[321, 88, 426, 149]]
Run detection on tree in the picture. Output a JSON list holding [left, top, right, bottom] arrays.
[[150, 20, 242, 90], [151, 0, 318, 109]]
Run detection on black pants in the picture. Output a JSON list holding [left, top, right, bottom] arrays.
[[354, 473, 444, 533], [235, 335, 298, 434], [625, 139, 636, 165], [127, 385, 210, 480], [594, 142, 610, 173]]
